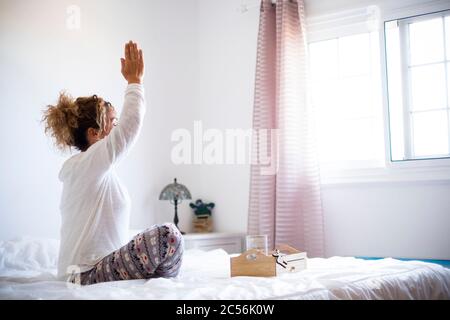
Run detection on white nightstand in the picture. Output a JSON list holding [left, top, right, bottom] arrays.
[[183, 232, 245, 254]]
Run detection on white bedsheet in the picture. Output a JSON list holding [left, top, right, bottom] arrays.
[[1, 237, 449, 300]]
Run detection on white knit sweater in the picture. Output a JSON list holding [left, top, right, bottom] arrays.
[[57, 83, 145, 280]]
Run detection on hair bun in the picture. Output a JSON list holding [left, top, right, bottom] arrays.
[[43, 91, 108, 152], [42, 91, 79, 150]]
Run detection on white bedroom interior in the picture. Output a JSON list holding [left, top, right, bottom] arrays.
[[0, 0, 449, 274]]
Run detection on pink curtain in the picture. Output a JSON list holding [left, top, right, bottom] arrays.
[[248, 0, 325, 257]]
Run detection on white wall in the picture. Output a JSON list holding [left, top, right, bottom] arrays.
[[196, 0, 259, 234], [322, 182, 450, 260], [0, 0, 201, 239]]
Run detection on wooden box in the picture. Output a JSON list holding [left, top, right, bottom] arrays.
[[230, 244, 307, 277], [193, 214, 213, 233]]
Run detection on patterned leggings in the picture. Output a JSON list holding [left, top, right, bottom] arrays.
[[73, 223, 184, 285]]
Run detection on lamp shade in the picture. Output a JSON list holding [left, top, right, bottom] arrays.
[[159, 178, 192, 202]]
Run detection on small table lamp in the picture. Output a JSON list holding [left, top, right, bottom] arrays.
[[159, 178, 192, 234]]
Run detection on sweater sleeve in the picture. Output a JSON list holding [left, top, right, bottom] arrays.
[[82, 83, 146, 173]]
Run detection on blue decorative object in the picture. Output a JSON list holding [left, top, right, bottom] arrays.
[[189, 199, 215, 216]]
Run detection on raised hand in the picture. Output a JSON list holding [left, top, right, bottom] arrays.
[[120, 41, 144, 84]]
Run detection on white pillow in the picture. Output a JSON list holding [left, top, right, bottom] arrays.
[[0, 236, 59, 273]]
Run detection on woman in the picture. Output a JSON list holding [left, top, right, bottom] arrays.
[[42, 41, 183, 285]]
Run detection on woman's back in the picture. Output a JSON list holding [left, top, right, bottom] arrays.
[[55, 83, 146, 279], [57, 148, 132, 279]]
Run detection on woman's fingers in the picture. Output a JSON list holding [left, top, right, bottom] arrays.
[[125, 42, 131, 60], [139, 49, 144, 73], [129, 41, 135, 61], [121, 41, 144, 83], [133, 42, 138, 61], [124, 41, 141, 62]]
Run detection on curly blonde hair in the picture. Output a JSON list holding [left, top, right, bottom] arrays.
[[42, 92, 110, 152]]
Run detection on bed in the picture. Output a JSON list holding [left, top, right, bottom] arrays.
[[1, 236, 449, 300]]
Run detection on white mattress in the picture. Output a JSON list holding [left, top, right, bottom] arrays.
[[1, 236, 449, 300]]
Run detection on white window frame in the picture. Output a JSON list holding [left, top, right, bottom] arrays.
[[306, 0, 450, 185], [383, 3, 450, 174], [392, 10, 450, 161]]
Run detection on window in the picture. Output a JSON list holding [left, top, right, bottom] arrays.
[[309, 31, 385, 169], [385, 10, 450, 161]]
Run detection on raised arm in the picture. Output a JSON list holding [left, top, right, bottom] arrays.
[[83, 41, 146, 173]]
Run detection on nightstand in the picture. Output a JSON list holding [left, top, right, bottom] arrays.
[[183, 232, 245, 254]]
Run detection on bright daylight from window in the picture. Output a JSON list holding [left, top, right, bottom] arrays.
[[309, 31, 384, 169], [385, 10, 450, 161]]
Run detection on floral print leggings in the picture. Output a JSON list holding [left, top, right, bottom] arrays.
[[72, 223, 184, 285]]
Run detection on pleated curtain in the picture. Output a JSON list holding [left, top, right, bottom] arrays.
[[248, 0, 325, 257]]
